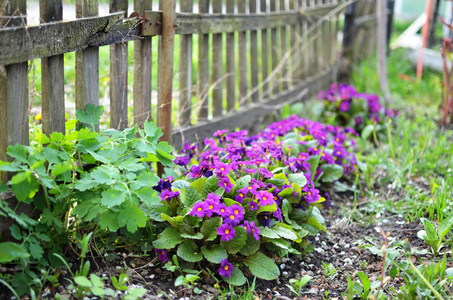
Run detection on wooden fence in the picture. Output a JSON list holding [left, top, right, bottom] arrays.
[[0, 0, 378, 169]]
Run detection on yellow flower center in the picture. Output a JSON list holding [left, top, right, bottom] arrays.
[[308, 191, 311, 196], [225, 266, 229, 271], [234, 210, 239, 214], [221, 167, 225, 171], [209, 205, 213, 209], [198, 207, 202, 211], [230, 215, 235, 220], [225, 230, 229, 234], [263, 197, 267, 201]]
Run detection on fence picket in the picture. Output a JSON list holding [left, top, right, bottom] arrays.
[[40, 0, 65, 135], [197, 0, 210, 120], [249, 0, 259, 103], [270, 0, 279, 95], [226, 0, 235, 111], [0, 0, 29, 183], [75, 0, 100, 130], [110, 0, 128, 130], [212, 0, 223, 117], [279, 0, 288, 91], [178, 0, 194, 127], [289, 0, 299, 84], [238, 1, 248, 104], [133, 0, 153, 127], [260, 0, 269, 100]]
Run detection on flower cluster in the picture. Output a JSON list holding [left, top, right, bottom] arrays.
[[151, 116, 357, 281], [152, 176, 179, 202], [317, 83, 397, 135]]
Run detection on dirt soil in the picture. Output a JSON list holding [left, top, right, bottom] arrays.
[[36, 192, 440, 300]]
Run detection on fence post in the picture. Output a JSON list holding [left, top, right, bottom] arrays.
[[75, 0, 99, 130], [110, 0, 129, 130], [41, 0, 65, 136], [0, 0, 29, 182], [212, 0, 223, 117], [342, 1, 356, 62], [133, 0, 153, 127], [157, 0, 176, 157], [226, 0, 235, 111], [238, 1, 248, 104], [197, 0, 210, 121]]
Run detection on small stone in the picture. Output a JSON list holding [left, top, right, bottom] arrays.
[[155, 268, 162, 274], [307, 271, 314, 276], [281, 257, 290, 263], [280, 264, 286, 270], [141, 270, 149, 276], [344, 244, 350, 249], [308, 288, 318, 293], [282, 271, 289, 277], [149, 274, 155, 279]]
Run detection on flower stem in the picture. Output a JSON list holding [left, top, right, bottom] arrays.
[[407, 256, 444, 300]]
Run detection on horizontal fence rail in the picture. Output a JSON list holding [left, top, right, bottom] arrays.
[[0, 0, 376, 171]]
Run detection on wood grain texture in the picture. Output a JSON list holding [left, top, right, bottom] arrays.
[[270, 0, 279, 95], [279, 0, 288, 91], [238, 0, 248, 104], [75, 0, 100, 131], [225, 0, 235, 112], [157, 0, 176, 144], [212, 0, 223, 117], [133, 0, 152, 127], [249, 0, 259, 102], [178, 0, 193, 127], [109, 0, 128, 130], [40, 0, 65, 135], [197, 0, 210, 121], [0, 0, 28, 183], [260, 0, 269, 99]]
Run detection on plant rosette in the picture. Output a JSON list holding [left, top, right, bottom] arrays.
[[148, 117, 358, 285], [316, 83, 397, 140]]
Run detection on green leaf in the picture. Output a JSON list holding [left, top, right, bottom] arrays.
[[224, 267, 247, 286], [0, 242, 30, 263], [11, 171, 39, 202], [143, 121, 163, 139], [7, 144, 28, 164], [180, 185, 203, 208], [155, 142, 175, 160], [74, 175, 98, 192], [200, 217, 222, 241], [257, 203, 277, 214], [101, 189, 126, 207], [272, 223, 299, 241], [99, 210, 119, 231], [172, 180, 190, 190], [132, 171, 160, 190], [180, 232, 204, 240], [190, 177, 207, 193], [290, 207, 312, 222], [420, 218, 438, 240], [135, 187, 161, 206], [239, 234, 260, 256], [278, 187, 295, 198], [116, 158, 145, 172], [282, 199, 292, 224], [201, 245, 227, 264], [361, 124, 375, 140], [357, 271, 370, 292], [244, 252, 280, 280], [161, 213, 183, 229], [153, 227, 183, 249], [320, 164, 344, 183], [76, 104, 104, 129], [439, 213, 453, 240], [177, 240, 203, 262], [201, 175, 220, 198], [259, 227, 280, 239], [74, 276, 92, 287], [236, 175, 252, 191], [220, 226, 247, 254], [117, 206, 147, 233], [288, 173, 307, 187]]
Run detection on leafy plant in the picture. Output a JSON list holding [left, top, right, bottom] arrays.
[[285, 275, 312, 297], [314, 83, 397, 139], [322, 262, 338, 280], [417, 213, 453, 256]]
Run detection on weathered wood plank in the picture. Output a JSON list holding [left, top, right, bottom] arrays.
[[212, 0, 223, 117], [197, 0, 209, 121], [75, 0, 100, 130], [110, 0, 128, 130], [157, 0, 176, 146], [0, 4, 345, 65], [0, 0, 28, 184], [270, 0, 279, 95], [172, 62, 340, 150], [289, 0, 299, 84], [280, 0, 288, 91], [40, 0, 65, 135], [260, 0, 269, 99], [249, 0, 259, 102], [133, 0, 152, 127], [225, 0, 235, 112], [238, 1, 248, 104], [178, 0, 193, 127]]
